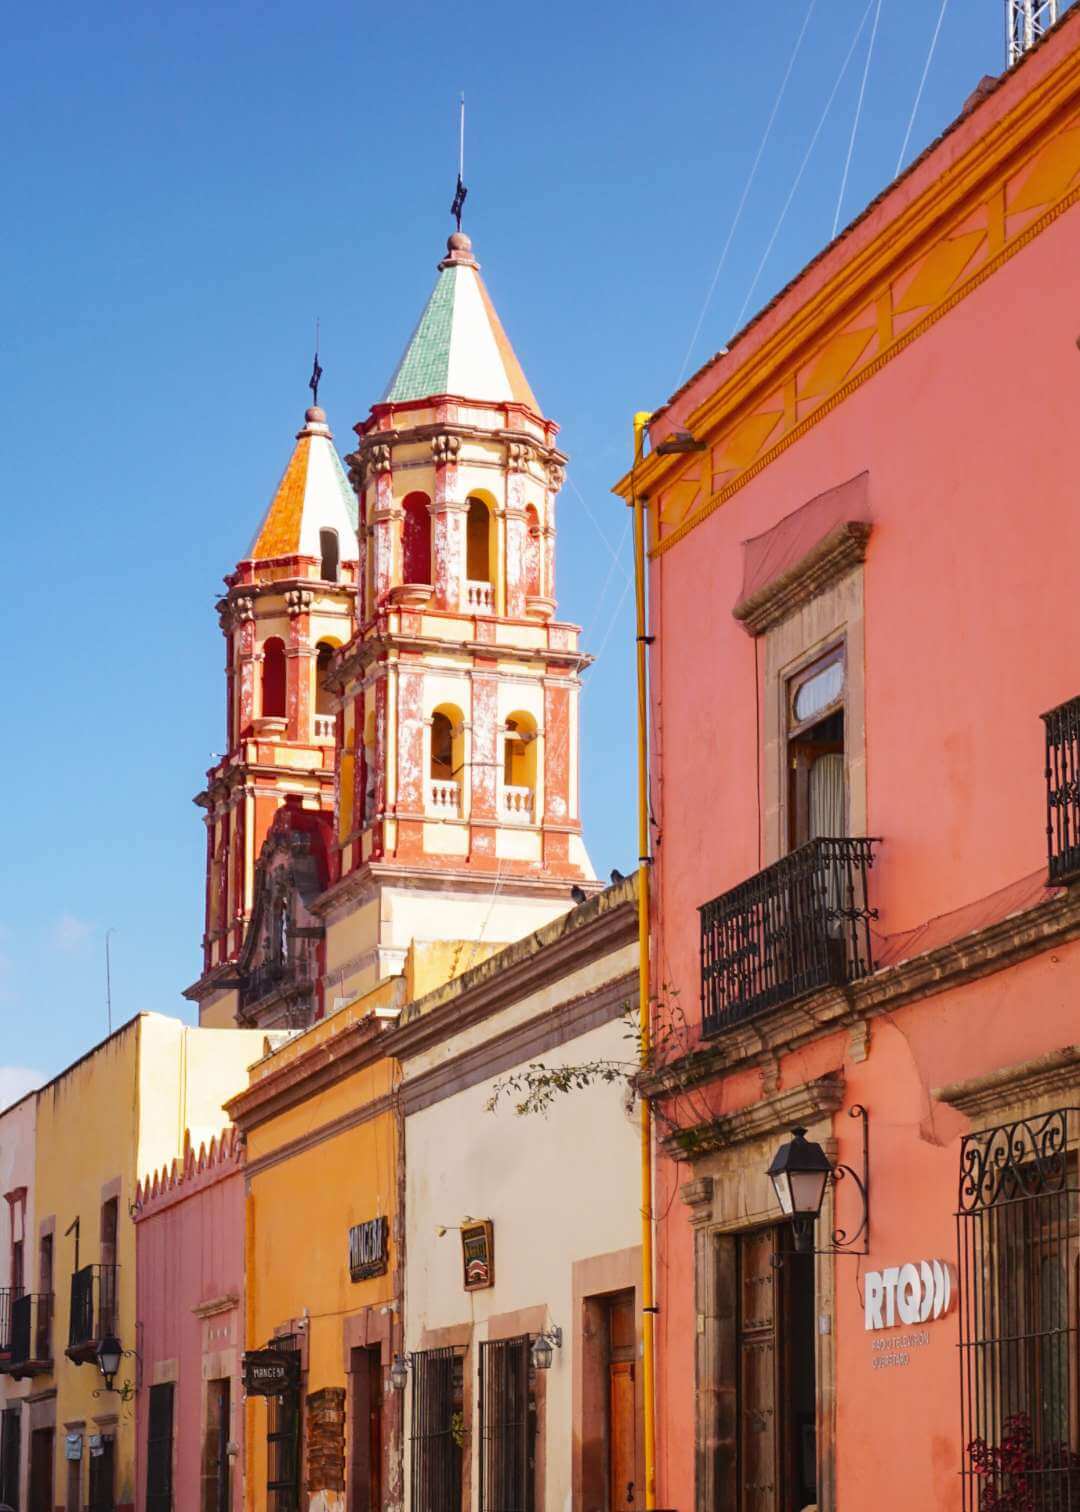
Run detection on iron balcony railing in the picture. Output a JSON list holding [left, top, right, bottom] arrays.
[[700, 836, 880, 1035], [68, 1263, 118, 1353], [10, 1292, 52, 1372], [1043, 695, 1080, 884], [0, 1286, 22, 1359], [239, 957, 312, 1012]]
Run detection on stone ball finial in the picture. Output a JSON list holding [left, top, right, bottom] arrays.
[[305, 406, 327, 424], [439, 232, 479, 270], [447, 231, 472, 255]]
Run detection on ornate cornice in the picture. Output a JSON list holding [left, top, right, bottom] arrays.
[[662, 1074, 845, 1160], [732, 521, 872, 635], [935, 1045, 1080, 1121]]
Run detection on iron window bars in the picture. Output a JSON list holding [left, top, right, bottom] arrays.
[[700, 836, 879, 1035], [957, 1108, 1080, 1510], [1044, 696, 1080, 884], [68, 1263, 118, 1352], [411, 1345, 466, 1512], [267, 1334, 302, 1512], [0, 1287, 20, 1360], [10, 1291, 52, 1372], [146, 1382, 175, 1512], [478, 1335, 535, 1512]]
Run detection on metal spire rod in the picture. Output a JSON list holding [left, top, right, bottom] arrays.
[[309, 318, 323, 408], [451, 93, 468, 232], [1007, 0, 1058, 65]]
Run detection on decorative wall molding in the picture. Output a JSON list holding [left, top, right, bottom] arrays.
[[733, 521, 872, 635], [935, 1044, 1080, 1121], [662, 1074, 845, 1159]]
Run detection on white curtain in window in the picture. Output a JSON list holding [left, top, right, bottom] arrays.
[[809, 753, 845, 839]]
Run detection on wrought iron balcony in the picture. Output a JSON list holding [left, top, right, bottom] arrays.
[[67, 1263, 118, 1364], [238, 956, 313, 1013], [700, 836, 880, 1036], [1043, 695, 1080, 884], [0, 1286, 22, 1365], [9, 1292, 52, 1377]]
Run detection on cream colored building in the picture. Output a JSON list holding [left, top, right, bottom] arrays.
[[397, 876, 642, 1512]]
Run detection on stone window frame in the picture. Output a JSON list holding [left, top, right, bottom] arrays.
[[761, 566, 867, 867]]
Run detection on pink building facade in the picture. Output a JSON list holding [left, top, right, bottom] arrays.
[[617, 13, 1080, 1512], [134, 1129, 245, 1512]]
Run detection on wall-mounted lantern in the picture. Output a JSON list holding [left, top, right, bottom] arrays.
[[530, 1326, 562, 1371], [92, 1333, 139, 1401], [389, 1352, 411, 1392], [766, 1105, 870, 1257]]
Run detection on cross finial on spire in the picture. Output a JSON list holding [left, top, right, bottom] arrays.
[[308, 318, 323, 408], [451, 93, 468, 232]]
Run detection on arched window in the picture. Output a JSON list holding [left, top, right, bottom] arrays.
[[524, 504, 541, 597], [429, 705, 465, 816], [503, 713, 538, 788], [315, 642, 336, 716], [467, 497, 491, 583], [320, 528, 340, 583], [261, 638, 286, 718], [402, 494, 432, 585]]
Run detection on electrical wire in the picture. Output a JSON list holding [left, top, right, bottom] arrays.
[[832, 0, 885, 238], [895, 0, 951, 177], [734, 0, 877, 333], [676, 0, 819, 385]]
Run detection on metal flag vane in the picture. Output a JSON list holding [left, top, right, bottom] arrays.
[[451, 92, 468, 231], [309, 318, 323, 407]]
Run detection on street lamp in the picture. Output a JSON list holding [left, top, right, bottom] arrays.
[[95, 1334, 124, 1392], [766, 1106, 870, 1257], [389, 1353, 411, 1392], [530, 1327, 562, 1371]]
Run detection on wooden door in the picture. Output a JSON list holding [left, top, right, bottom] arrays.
[[738, 1229, 780, 1512], [29, 1427, 54, 1512], [608, 1362, 636, 1509], [349, 1345, 383, 1510]]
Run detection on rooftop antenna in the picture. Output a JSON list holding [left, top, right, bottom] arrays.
[[1008, 0, 1058, 64], [105, 928, 117, 1035], [308, 318, 323, 408], [451, 93, 468, 232]]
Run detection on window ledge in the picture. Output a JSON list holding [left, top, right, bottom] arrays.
[[733, 520, 872, 636], [934, 1045, 1080, 1123]]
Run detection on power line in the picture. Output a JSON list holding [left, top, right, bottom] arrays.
[[832, 0, 885, 238], [895, 0, 951, 177], [676, 0, 819, 385], [734, 0, 877, 334]]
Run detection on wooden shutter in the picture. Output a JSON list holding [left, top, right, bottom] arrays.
[[0, 1408, 21, 1508], [29, 1426, 55, 1512], [146, 1383, 175, 1511], [738, 1229, 780, 1512], [609, 1360, 637, 1509]]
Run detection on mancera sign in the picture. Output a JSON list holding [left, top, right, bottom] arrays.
[[864, 1260, 955, 1331]]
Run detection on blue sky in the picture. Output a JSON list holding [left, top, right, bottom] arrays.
[[0, 0, 1043, 1095]]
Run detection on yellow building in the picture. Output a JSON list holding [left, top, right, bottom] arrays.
[[30, 1013, 266, 1511], [227, 977, 405, 1512]]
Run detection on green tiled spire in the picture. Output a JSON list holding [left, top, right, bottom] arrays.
[[382, 268, 455, 403]]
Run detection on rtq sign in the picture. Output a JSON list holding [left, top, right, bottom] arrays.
[[864, 1259, 955, 1331]]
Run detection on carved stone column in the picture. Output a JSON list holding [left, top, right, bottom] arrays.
[[431, 433, 464, 612]]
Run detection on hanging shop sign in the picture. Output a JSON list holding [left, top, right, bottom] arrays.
[[348, 1215, 389, 1281], [242, 1348, 301, 1397], [461, 1218, 494, 1291], [864, 1259, 955, 1331]]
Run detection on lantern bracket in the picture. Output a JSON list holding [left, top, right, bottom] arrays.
[[773, 1104, 870, 1266]]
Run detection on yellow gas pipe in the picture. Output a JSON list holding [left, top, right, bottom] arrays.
[[632, 410, 658, 1510]]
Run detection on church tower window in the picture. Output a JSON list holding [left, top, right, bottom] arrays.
[[402, 494, 432, 584], [319, 527, 340, 582], [467, 497, 492, 583], [524, 504, 542, 597], [261, 638, 287, 719]]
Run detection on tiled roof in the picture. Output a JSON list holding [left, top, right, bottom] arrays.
[[382, 241, 541, 412], [247, 408, 357, 562]]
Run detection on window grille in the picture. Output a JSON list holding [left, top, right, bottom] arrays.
[[146, 1382, 175, 1511], [1044, 696, 1080, 884], [478, 1335, 534, 1512], [267, 1335, 302, 1512], [410, 1346, 465, 1512], [957, 1108, 1080, 1509]]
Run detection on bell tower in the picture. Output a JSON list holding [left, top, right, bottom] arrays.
[[187, 401, 358, 1025], [321, 231, 596, 994]]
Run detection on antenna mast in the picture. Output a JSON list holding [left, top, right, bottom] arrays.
[[1007, 0, 1058, 65]]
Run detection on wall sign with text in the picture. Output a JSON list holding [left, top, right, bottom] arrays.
[[864, 1259, 955, 1331], [349, 1215, 390, 1281], [461, 1219, 494, 1291], [242, 1349, 301, 1397]]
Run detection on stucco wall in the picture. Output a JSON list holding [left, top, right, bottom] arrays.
[[0, 1090, 37, 1505]]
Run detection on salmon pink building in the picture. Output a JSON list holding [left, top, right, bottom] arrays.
[[133, 1129, 247, 1512], [616, 12, 1080, 1511]]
